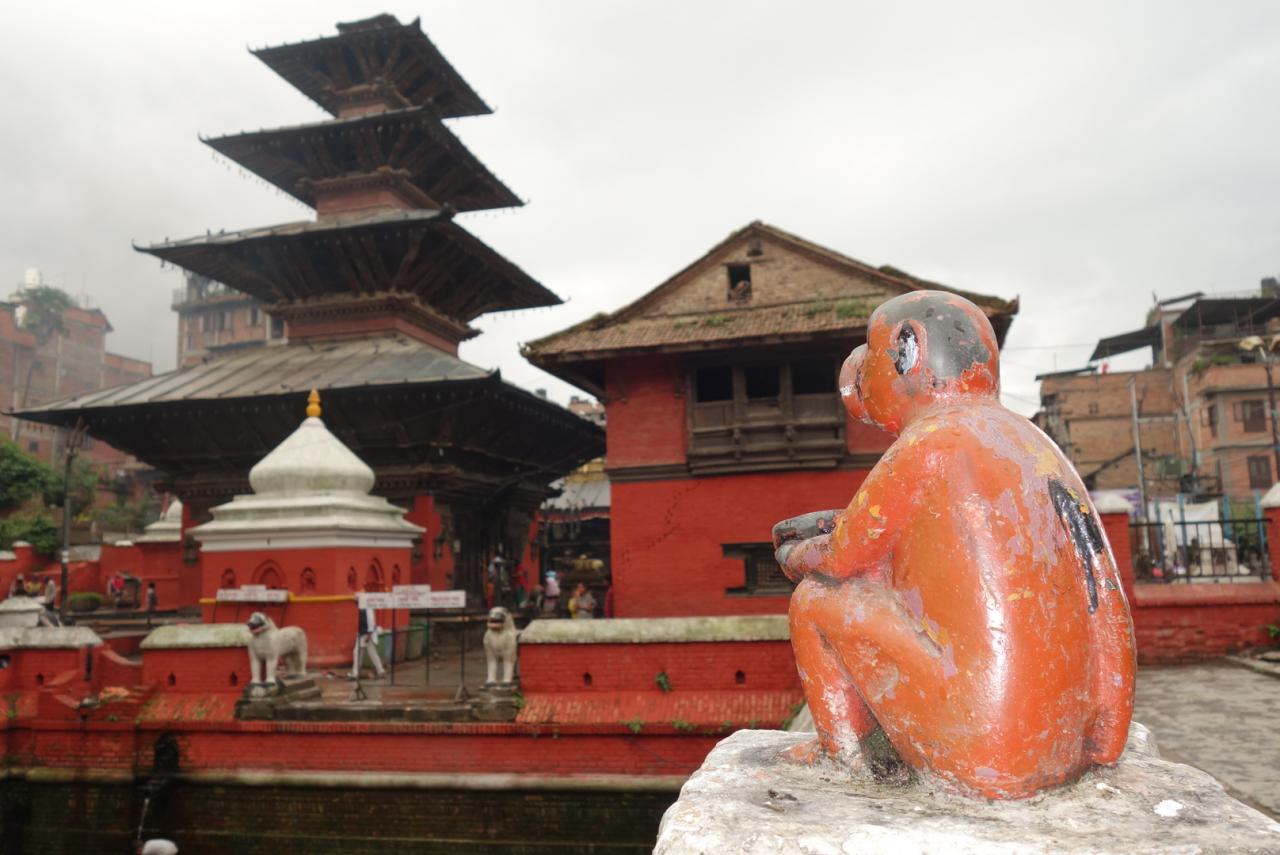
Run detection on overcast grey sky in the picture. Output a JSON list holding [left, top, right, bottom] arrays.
[[3, 1, 1278, 415]]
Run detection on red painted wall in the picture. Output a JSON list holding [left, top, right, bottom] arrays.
[[406, 495, 456, 591], [611, 469, 868, 617], [1132, 582, 1280, 663], [100, 542, 188, 609], [605, 357, 687, 468], [520, 640, 798, 694], [143, 648, 249, 695], [199, 544, 413, 667], [602, 354, 889, 617], [1, 721, 718, 778]]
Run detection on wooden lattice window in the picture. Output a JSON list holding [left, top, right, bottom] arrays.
[[723, 543, 794, 596]]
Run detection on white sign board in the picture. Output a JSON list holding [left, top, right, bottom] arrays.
[[392, 584, 432, 608], [357, 592, 396, 609], [427, 590, 467, 610], [216, 587, 288, 603]]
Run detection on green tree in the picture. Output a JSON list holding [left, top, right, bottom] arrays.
[[0, 439, 54, 512], [12, 284, 76, 447], [43, 457, 99, 519], [93, 492, 160, 536], [0, 512, 59, 555], [17, 284, 74, 347]]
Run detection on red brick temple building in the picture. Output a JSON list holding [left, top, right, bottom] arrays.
[[526, 222, 1019, 617], [17, 15, 602, 598]]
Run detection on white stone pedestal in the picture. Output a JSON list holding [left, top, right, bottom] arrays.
[[655, 725, 1280, 854]]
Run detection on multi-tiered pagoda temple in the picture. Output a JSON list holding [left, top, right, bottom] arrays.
[[19, 14, 602, 594]]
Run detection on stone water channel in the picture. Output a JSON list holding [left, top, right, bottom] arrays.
[[2, 778, 675, 854]]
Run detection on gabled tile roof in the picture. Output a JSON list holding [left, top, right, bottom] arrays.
[[524, 221, 1017, 364]]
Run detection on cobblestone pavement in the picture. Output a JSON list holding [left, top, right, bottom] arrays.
[[1135, 662, 1280, 818]]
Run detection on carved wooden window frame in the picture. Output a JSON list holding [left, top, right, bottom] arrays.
[[685, 355, 845, 474]]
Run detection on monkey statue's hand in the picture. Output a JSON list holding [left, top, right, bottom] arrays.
[[773, 510, 841, 582]]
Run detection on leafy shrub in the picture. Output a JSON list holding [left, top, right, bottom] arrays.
[[67, 592, 102, 613], [0, 513, 58, 555]]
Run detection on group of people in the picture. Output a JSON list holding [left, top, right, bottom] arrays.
[[5, 574, 60, 626], [534, 572, 611, 619], [481, 557, 615, 620], [6, 573, 57, 606]]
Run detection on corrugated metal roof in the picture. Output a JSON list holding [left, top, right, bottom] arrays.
[[17, 336, 489, 414], [543, 477, 611, 512]]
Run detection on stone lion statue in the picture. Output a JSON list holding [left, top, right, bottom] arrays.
[[483, 606, 518, 687], [245, 612, 307, 692]]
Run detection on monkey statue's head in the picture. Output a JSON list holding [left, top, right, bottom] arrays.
[[839, 291, 999, 435]]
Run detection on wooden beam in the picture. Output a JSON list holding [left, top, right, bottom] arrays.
[[387, 228, 426, 292]]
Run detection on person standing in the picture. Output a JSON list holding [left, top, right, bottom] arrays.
[[571, 583, 597, 620], [350, 604, 387, 680], [543, 571, 560, 616], [108, 573, 126, 608], [145, 582, 159, 627]]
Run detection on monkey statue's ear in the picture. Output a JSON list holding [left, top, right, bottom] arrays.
[[891, 321, 923, 375], [839, 345, 868, 422]]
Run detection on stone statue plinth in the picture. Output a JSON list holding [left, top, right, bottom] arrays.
[[656, 725, 1280, 854], [234, 676, 322, 720], [470, 685, 520, 722]]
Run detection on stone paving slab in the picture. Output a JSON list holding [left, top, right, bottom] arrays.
[[1134, 662, 1280, 819]]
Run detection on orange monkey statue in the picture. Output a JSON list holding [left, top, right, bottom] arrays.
[[773, 290, 1135, 799]]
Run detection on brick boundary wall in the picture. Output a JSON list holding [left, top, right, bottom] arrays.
[[1102, 507, 1280, 664]]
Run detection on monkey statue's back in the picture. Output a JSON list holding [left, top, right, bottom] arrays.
[[775, 290, 1135, 799]]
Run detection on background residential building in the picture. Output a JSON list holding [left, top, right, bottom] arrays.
[[1036, 280, 1280, 501], [1, 268, 151, 468], [173, 273, 283, 367]]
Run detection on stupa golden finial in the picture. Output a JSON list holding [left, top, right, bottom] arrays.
[[306, 389, 321, 419]]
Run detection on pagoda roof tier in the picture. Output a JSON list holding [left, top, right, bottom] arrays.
[[203, 106, 520, 212], [135, 210, 560, 323], [14, 335, 603, 503], [252, 14, 490, 119]]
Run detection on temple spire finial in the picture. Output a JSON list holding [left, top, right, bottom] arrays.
[[306, 389, 321, 419]]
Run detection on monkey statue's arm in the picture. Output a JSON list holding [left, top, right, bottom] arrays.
[[774, 453, 912, 582]]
